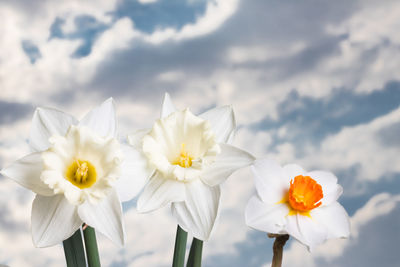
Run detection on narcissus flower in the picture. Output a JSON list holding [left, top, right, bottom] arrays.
[[128, 93, 255, 240], [0, 99, 148, 247], [245, 159, 350, 250]]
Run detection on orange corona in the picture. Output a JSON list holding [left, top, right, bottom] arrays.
[[288, 175, 323, 212]]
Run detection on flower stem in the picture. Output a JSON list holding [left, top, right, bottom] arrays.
[[186, 237, 203, 267], [172, 225, 188, 267], [63, 228, 87, 267], [83, 225, 101, 267], [268, 234, 290, 267]]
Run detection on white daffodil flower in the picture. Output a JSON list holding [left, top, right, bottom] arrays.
[[0, 99, 149, 247], [127, 93, 255, 241], [245, 159, 350, 250]]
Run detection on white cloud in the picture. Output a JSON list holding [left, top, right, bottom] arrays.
[[95, 207, 177, 266], [75, 18, 138, 83], [0, 0, 239, 104], [306, 107, 400, 181], [227, 42, 306, 64], [138, 0, 160, 4], [143, 0, 239, 44], [322, 0, 400, 93], [234, 105, 400, 184], [0, 3, 113, 102], [157, 71, 185, 82], [234, 128, 272, 158], [216, 1, 400, 103]]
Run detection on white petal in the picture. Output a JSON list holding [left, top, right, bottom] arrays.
[[199, 106, 235, 144], [171, 180, 220, 241], [79, 98, 117, 138], [285, 214, 304, 244], [78, 189, 125, 246], [282, 164, 306, 184], [161, 92, 177, 118], [32, 194, 82, 247], [286, 214, 327, 250], [201, 144, 254, 187], [127, 129, 149, 149], [0, 153, 54, 196], [245, 195, 288, 234], [251, 159, 288, 204], [29, 107, 78, 152], [311, 202, 350, 239], [115, 144, 153, 202], [307, 170, 343, 206], [137, 172, 185, 212]]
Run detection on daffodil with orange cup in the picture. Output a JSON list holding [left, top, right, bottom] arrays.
[[245, 159, 350, 251]]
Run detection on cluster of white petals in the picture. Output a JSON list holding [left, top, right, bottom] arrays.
[[41, 125, 123, 205], [1, 99, 149, 247], [245, 159, 351, 250], [129, 93, 255, 240], [0, 93, 351, 254], [142, 108, 221, 182]]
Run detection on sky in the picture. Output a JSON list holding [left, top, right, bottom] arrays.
[[0, 0, 400, 266]]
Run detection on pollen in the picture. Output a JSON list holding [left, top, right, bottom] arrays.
[[66, 160, 97, 189], [173, 143, 193, 168], [287, 175, 323, 214]]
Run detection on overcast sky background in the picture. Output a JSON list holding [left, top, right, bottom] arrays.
[[1, 0, 400, 266]]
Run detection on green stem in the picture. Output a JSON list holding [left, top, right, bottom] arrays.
[[63, 228, 87, 267], [83, 225, 101, 267], [172, 225, 188, 267], [186, 237, 203, 267]]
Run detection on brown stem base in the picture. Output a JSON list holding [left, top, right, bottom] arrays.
[[268, 234, 289, 267]]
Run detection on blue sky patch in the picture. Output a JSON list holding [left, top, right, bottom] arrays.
[[21, 40, 41, 64], [49, 15, 109, 57], [110, 0, 207, 33]]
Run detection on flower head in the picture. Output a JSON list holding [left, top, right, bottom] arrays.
[[245, 159, 350, 250], [142, 108, 221, 182], [0, 99, 149, 247], [128, 93, 255, 240], [41, 125, 123, 205]]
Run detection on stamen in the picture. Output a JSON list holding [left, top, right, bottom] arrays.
[[66, 160, 97, 189], [75, 161, 89, 183], [174, 143, 193, 168]]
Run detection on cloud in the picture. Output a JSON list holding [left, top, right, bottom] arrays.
[[326, 0, 400, 93], [0, 101, 33, 125], [138, 0, 160, 5], [0, 0, 239, 108], [308, 106, 400, 182]]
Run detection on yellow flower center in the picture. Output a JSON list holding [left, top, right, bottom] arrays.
[[173, 143, 193, 168], [66, 160, 97, 189]]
